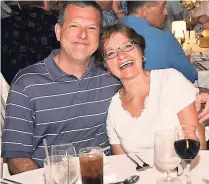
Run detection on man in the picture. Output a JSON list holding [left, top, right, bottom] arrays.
[[121, 1, 197, 83], [1, 1, 209, 175], [1, 1, 120, 174]]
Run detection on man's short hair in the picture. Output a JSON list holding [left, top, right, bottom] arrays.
[[127, 1, 156, 14], [57, 1, 103, 27]]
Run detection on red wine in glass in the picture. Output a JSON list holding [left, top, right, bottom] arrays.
[[174, 139, 200, 162]]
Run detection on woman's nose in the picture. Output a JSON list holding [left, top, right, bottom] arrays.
[[117, 50, 127, 60]]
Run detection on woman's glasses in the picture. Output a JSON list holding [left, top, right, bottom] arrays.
[[103, 40, 136, 60]]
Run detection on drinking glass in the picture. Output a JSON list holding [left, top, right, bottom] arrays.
[[174, 125, 200, 184], [154, 130, 181, 184], [51, 143, 76, 157], [44, 155, 78, 184], [79, 147, 103, 184], [50, 143, 79, 184]]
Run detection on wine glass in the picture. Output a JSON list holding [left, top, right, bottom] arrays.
[[154, 130, 181, 184], [174, 125, 200, 184], [51, 143, 79, 184]]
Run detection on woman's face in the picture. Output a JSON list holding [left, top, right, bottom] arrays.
[[103, 32, 144, 80]]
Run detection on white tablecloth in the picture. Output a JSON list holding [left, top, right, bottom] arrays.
[[8, 150, 209, 184], [191, 52, 209, 88]]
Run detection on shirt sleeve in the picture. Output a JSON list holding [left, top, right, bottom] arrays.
[[106, 102, 121, 145], [1, 79, 34, 158], [166, 33, 198, 83], [164, 69, 198, 113]]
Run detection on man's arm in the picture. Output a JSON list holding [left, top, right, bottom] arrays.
[[8, 158, 38, 175]]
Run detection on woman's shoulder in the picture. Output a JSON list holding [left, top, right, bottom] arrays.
[[109, 90, 121, 109], [151, 68, 184, 82]]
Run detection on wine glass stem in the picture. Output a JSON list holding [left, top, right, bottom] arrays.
[[165, 170, 172, 181], [185, 163, 192, 184]]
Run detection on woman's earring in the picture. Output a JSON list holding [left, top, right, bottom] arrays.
[[107, 70, 111, 77], [142, 56, 146, 61]]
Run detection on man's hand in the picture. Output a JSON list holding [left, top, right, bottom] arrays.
[[197, 14, 209, 25], [195, 92, 209, 124], [8, 158, 39, 175], [203, 22, 209, 30]]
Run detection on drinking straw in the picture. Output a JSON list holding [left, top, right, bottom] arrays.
[[43, 139, 52, 184], [43, 139, 50, 160]]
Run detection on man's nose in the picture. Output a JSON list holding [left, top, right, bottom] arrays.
[[78, 27, 87, 39]]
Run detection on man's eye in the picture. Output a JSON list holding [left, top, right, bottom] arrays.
[[89, 27, 96, 30], [69, 25, 78, 28]]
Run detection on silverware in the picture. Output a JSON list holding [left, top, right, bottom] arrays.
[[135, 154, 152, 169], [109, 175, 139, 184], [126, 154, 145, 172], [1, 178, 22, 184], [202, 178, 209, 184], [193, 62, 208, 71], [176, 163, 184, 176], [197, 62, 208, 70], [1, 181, 9, 184]]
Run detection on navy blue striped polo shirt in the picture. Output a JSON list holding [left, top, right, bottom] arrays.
[[2, 49, 121, 167]]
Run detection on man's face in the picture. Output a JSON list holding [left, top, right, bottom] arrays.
[[146, 1, 168, 29], [55, 4, 101, 63]]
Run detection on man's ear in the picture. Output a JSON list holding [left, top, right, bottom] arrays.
[[55, 23, 61, 42], [141, 4, 151, 18]]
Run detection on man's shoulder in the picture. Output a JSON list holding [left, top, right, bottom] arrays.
[[12, 60, 47, 86]]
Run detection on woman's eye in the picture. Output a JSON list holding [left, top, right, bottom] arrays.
[[107, 51, 115, 57], [124, 44, 132, 49]]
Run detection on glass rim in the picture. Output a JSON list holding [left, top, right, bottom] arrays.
[[79, 146, 103, 155], [51, 143, 74, 148]]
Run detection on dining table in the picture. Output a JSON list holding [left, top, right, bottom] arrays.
[[6, 149, 209, 184]]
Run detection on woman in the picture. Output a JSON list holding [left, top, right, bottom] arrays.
[[96, 24, 207, 154]]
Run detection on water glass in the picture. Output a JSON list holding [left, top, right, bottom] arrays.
[[51, 143, 76, 157], [154, 130, 181, 184]]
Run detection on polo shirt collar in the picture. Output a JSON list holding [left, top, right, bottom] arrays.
[[45, 49, 97, 81], [122, 15, 150, 28]]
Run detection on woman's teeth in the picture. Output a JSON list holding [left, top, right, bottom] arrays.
[[119, 60, 133, 69]]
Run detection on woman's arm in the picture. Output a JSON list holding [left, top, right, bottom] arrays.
[[178, 102, 207, 150], [111, 144, 126, 155]]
